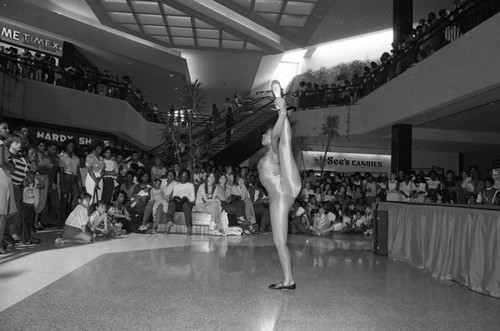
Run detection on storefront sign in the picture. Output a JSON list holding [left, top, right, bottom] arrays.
[[33, 127, 112, 147], [0, 19, 64, 57], [301, 151, 391, 173]]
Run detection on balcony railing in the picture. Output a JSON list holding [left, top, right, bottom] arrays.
[[294, 0, 500, 109], [0, 53, 182, 124]]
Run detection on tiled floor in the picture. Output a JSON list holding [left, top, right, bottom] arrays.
[[1, 231, 499, 330]]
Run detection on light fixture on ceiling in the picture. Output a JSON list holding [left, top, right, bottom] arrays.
[[169, 74, 174, 77]]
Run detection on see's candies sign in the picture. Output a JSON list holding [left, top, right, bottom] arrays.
[[301, 151, 391, 173]]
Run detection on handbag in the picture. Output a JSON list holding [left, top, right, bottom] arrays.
[[35, 173, 45, 189], [227, 194, 241, 203]]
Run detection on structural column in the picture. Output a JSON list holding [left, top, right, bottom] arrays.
[[391, 124, 412, 175], [393, 0, 413, 43]]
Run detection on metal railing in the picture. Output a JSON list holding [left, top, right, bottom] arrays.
[[0, 53, 173, 124], [296, 0, 500, 109], [154, 96, 275, 156]]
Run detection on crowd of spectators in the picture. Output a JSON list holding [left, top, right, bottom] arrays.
[[0, 45, 162, 123], [295, 0, 496, 109], [0, 120, 274, 252], [290, 166, 499, 237], [1, 118, 498, 253]]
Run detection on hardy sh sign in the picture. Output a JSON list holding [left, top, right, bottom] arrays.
[[0, 19, 64, 57], [34, 127, 111, 147], [301, 151, 391, 173]]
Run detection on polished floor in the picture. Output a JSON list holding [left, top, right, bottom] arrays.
[[1, 231, 499, 331]]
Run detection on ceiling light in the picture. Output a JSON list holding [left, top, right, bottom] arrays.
[[169, 74, 174, 77]]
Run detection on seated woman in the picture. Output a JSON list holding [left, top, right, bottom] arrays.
[[165, 169, 195, 236], [55, 192, 93, 245], [231, 175, 257, 234], [112, 190, 134, 233], [138, 178, 169, 233], [309, 206, 334, 236], [127, 173, 152, 229], [194, 172, 223, 235], [120, 171, 136, 201], [216, 173, 246, 225]]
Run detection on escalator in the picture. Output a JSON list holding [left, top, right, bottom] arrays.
[[154, 96, 277, 165]]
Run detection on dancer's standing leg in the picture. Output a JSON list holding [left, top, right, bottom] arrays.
[[268, 81, 301, 289]]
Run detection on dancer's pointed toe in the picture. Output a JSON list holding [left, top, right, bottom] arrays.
[[271, 80, 282, 99]]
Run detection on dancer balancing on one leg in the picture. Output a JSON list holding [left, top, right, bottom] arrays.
[[258, 80, 302, 290]]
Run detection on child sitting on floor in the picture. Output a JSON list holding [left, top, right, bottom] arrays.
[[55, 192, 94, 245], [89, 201, 109, 237], [106, 203, 125, 237]]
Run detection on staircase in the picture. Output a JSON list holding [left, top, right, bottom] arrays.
[[155, 96, 277, 165], [209, 103, 277, 164]]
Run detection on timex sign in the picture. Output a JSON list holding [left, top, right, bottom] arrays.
[[0, 19, 64, 57]]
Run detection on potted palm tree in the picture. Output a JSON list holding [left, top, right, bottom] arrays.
[[315, 114, 340, 177]]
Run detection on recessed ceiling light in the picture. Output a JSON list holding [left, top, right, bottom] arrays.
[[169, 74, 174, 77], [175, 87, 178, 90], [489, 102, 496, 105]]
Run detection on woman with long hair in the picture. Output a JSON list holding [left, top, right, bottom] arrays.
[[258, 80, 301, 290], [195, 172, 223, 234], [216, 173, 246, 224]]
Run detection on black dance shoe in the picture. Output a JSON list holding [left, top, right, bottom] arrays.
[[268, 282, 296, 290]]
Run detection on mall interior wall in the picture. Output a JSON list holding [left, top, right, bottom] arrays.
[[2, 74, 163, 150], [349, 12, 500, 135]]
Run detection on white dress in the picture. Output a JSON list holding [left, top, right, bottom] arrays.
[[386, 180, 400, 202]]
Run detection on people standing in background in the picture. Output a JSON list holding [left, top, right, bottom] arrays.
[[0, 121, 18, 254], [398, 173, 416, 202], [476, 177, 499, 205], [385, 172, 400, 202], [85, 140, 105, 204], [211, 104, 220, 121], [44, 142, 61, 226], [34, 140, 51, 230], [225, 107, 235, 144], [59, 140, 81, 225], [5, 133, 28, 243], [101, 147, 118, 204]]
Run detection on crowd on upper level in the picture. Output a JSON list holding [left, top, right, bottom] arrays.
[[0, 44, 161, 122], [294, 0, 494, 110]]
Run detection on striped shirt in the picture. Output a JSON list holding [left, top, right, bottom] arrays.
[[10, 154, 30, 186]]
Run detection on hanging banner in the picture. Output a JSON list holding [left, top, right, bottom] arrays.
[[0, 19, 64, 57], [301, 151, 391, 173]]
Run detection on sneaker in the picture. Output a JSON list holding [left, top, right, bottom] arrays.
[[55, 238, 64, 245], [243, 229, 252, 235]]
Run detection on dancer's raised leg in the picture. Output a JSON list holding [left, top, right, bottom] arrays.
[[278, 115, 302, 197]]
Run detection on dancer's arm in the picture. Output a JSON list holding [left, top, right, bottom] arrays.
[[270, 98, 288, 152]]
